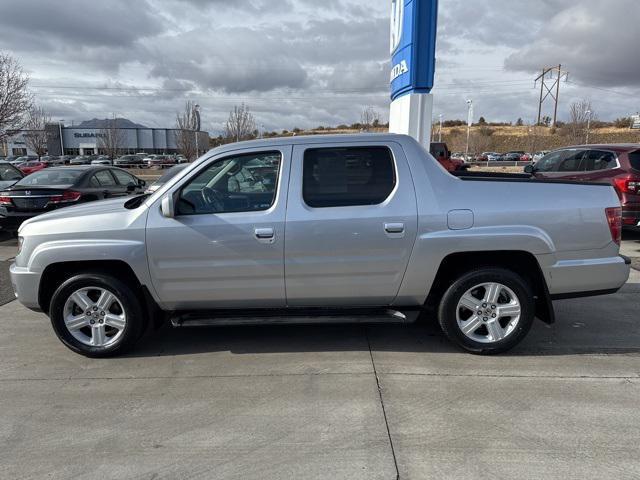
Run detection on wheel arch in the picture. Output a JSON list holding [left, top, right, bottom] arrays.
[[38, 260, 160, 319], [425, 250, 555, 324]]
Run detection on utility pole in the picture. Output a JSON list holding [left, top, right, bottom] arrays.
[[535, 65, 569, 127]]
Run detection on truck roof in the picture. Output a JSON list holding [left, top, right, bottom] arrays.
[[211, 133, 411, 155]]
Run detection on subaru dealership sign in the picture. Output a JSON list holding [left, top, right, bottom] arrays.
[[390, 0, 438, 101]]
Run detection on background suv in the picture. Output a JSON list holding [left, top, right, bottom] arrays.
[[527, 144, 640, 227]]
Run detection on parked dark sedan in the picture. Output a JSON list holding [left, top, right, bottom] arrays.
[[0, 166, 146, 233]]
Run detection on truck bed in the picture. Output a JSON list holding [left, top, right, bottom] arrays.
[[451, 170, 611, 187]]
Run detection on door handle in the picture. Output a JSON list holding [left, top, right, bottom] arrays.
[[254, 228, 275, 239], [384, 223, 405, 234]]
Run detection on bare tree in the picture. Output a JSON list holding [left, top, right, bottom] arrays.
[[23, 106, 50, 158], [224, 104, 256, 143], [0, 52, 32, 142], [566, 99, 595, 144], [175, 101, 199, 160], [361, 106, 380, 131], [98, 115, 125, 160]]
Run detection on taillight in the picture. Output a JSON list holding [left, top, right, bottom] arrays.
[[48, 191, 82, 204], [0, 195, 12, 206], [605, 207, 622, 246], [613, 175, 640, 194]]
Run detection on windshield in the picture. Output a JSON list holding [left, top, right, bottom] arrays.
[[0, 164, 22, 181], [16, 169, 83, 186]]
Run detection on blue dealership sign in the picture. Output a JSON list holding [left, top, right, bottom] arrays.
[[390, 0, 438, 101]]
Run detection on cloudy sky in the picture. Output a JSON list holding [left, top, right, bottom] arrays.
[[1, 0, 639, 134]]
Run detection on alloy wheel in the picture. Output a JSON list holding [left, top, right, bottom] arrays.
[[62, 287, 127, 347], [455, 282, 522, 344]]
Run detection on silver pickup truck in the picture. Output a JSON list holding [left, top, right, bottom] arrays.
[[10, 134, 631, 357]]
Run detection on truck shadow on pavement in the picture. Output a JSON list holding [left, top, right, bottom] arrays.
[[130, 292, 640, 358]]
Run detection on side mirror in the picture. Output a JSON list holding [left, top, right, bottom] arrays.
[[138, 179, 146, 187], [161, 194, 175, 218], [524, 164, 535, 174], [126, 183, 136, 192]]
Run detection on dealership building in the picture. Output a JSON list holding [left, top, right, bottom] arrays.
[[2, 124, 209, 157]]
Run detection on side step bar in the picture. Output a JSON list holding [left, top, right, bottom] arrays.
[[169, 308, 420, 327]]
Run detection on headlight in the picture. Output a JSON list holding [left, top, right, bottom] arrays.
[[17, 236, 24, 256]]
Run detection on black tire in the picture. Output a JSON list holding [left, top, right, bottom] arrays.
[[49, 273, 145, 358], [437, 268, 535, 354]]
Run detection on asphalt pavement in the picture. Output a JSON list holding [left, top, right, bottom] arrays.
[[0, 232, 639, 479]]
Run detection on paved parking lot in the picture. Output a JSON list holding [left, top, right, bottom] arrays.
[[1, 232, 639, 479]]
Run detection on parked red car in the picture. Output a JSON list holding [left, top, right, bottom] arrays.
[[18, 161, 48, 175], [526, 144, 640, 227]]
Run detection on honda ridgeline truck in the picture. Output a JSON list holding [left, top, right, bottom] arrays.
[[10, 134, 631, 357]]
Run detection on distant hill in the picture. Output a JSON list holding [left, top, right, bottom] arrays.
[[76, 118, 147, 129]]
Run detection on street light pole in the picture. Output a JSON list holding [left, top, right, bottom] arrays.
[[465, 100, 473, 159], [586, 110, 592, 144], [194, 104, 200, 157], [438, 114, 443, 142]]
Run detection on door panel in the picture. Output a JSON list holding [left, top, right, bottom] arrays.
[[146, 147, 291, 310], [284, 142, 418, 306]]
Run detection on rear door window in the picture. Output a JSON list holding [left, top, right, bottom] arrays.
[[112, 170, 137, 186], [556, 151, 586, 172], [303, 147, 396, 208], [535, 151, 563, 172], [94, 171, 116, 187]]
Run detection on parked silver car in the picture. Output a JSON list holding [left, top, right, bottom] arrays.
[[10, 134, 630, 357]]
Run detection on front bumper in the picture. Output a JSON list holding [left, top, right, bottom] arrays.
[[545, 255, 631, 298], [9, 264, 42, 311]]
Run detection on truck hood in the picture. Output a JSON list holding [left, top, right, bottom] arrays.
[[19, 197, 147, 236]]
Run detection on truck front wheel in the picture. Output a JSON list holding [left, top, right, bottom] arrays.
[[49, 273, 145, 358], [437, 268, 535, 354]]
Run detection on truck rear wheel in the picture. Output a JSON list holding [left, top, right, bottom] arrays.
[[437, 268, 535, 354], [49, 273, 144, 358]]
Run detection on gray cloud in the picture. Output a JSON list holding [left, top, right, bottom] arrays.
[[0, 0, 162, 49], [505, 0, 640, 87], [1, 0, 637, 131]]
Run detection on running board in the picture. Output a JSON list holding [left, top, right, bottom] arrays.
[[169, 308, 420, 327]]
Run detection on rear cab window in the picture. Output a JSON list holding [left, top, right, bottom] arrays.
[[302, 147, 396, 208]]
